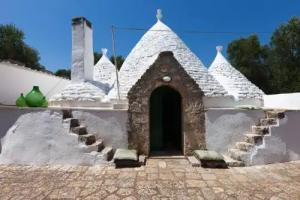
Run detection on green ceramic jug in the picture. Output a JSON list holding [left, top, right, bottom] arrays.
[[25, 86, 45, 107], [16, 93, 27, 107], [42, 96, 48, 108]]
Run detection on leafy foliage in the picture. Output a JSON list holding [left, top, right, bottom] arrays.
[[0, 24, 43, 70], [227, 35, 271, 93], [227, 17, 300, 94], [54, 69, 71, 79]]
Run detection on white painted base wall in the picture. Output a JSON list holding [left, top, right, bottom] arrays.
[[0, 108, 128, 165], [251, 111, 300, 165], [0, 107, 299, 166], [206, 109, 300, 165], [206, 109, 265, 153]]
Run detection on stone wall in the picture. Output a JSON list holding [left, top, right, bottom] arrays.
[[127, 52, 205, 156]]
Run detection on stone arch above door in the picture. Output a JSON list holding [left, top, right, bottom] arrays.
[[127, 51, 206, 156]]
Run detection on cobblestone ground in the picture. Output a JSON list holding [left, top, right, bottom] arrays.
[[0, 159, 300, 200]]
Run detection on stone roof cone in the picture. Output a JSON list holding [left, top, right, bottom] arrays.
[[209, 46, 265, 101], [108, 9, 227, 100], [93, 48, 116, 88]]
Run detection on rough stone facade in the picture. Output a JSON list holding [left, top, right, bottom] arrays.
[[127, 51, 206, 156]]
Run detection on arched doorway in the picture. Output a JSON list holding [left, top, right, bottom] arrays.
[[150, 86, 182, 154]]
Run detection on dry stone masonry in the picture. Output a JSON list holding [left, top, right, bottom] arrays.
[[127, 51, 206, 156]]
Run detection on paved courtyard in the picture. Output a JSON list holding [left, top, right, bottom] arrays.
[[0, 158, 300, 200]]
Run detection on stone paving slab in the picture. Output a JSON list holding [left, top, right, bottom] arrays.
[[0, 159, 300, 199]]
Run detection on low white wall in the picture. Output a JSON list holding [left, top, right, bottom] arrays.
[[205, 109, 265, 153], [251, 111, 300, 165], [204, 96, 263, 108], [264, 93, 300, 110], [0, 62, 70, 105], [0, 107, 128, 165]]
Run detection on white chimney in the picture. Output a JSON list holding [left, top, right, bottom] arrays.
[[71, 17, 94, 82]]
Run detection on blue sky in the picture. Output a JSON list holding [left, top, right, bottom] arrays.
[[0, 0, 299, 72]]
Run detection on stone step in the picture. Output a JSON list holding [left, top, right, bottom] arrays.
[[260, 118, 278, 126], [71, 125, 87, 135], [266, 111, 285, 119], [229, 148, 249, 161], [62, 110, 72, 119], [84, 139, 104, 153], [236, 142, 254, 152], [222, 155, 245, 167], [244, 134, 263, 145], [139, 155, 146, 166], [78, 134, 96, 145], [63, 118, 80, 128], [101, 146, 114, 161], [252, 126, 269, 136], [187, 156, 201, 167]]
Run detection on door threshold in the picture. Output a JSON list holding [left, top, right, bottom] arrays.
[[149, 155, 186, 159], [149, 151, 185, 159]]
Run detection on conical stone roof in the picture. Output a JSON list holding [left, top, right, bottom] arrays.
[[108, 13, 227, 99], [93, 48, 116, 88], [208, 46, 264, 100]]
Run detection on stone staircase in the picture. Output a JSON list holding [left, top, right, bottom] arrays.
[[225, 110, 285, 167], [62, 110, 114, 161]]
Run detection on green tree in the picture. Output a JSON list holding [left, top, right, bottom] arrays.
[[93, 52, 102, 64], [0, 24, 43, 70], [268, 17, 300, 93], [227, 35, 271, 93], [111, 55, 125, 70], [55, 69, 71, 79], [227, 17, 300, 94]]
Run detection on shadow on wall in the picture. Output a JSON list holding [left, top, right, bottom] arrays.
[[72, 110, 128, 149], [0, 109, 128, 165], [205, 109, 265, 153], [252, 111, 300, 165], [0, 108, 31, 153], [0, 111, 107, 165]]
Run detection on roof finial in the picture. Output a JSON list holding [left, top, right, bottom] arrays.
[[101, 48, 108, 56], [216, 46, 223, 52], [156, 9, 163, 21]]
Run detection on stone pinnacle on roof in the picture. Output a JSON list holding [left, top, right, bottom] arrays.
[[156, 9, 163, 21], [101, 48, 108, 56], [209, 45, 265, 101], [216, 45, 223, 52]]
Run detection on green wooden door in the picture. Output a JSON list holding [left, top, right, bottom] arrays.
[[150, 86, 182, 153], [150, 89, 164, 151]]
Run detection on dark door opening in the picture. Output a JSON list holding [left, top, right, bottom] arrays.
[[150, 86, 182, 154]]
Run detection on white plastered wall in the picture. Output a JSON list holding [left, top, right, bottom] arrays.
[[264, 93, 300, 110], [0, 108, 128, 165], [0, 62, 70, 106], [250, 111, 300, 165], [205, 109, 264, 153]]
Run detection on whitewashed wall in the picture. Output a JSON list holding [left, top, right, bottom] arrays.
[[264, 93, 300, 110], [206, 109, 265, 153], [0, 62, 70, 105], [251, 111, 300, 165], [206, 109, 300, 165], [0, 107, 127, 165]]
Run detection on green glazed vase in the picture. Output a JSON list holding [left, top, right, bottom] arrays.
[[25, 86, 45, 107], [16, 93, 27, 107], [42, 96, 48, 108]]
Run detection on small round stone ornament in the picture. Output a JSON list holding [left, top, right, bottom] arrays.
[[162, 76, 171, 82]]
